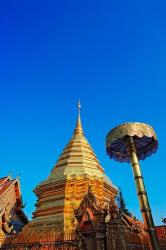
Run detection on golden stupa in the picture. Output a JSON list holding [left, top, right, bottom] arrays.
[[8, 102, 117, 245]]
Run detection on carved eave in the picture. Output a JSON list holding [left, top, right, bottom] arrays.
[[16, 208, 29, 224], [75, 187, 107, 224]]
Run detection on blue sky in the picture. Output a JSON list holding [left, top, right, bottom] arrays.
[[0, 0, 165, 225]]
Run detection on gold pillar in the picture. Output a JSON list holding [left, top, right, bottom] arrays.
[[128, 137, 160, 250]]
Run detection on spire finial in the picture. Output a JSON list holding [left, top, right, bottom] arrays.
[[78, 99, 81, 116], [74, 99, 83, 135]]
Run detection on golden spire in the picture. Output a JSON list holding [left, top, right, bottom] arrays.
[[74, 99, 84, 135]]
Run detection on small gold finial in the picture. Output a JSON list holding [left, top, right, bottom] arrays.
[[74, 99, 83, 135]]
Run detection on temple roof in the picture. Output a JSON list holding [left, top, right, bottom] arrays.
[[0, 175, 28, 240]]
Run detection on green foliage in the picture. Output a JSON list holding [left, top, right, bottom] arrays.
[[116, 187, 132, 216]]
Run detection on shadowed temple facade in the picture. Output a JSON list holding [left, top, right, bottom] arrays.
[[0, 176, 28, 244], [0, 105, 166, 250]]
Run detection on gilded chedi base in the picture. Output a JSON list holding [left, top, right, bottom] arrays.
[[6, 108, 117, 245]]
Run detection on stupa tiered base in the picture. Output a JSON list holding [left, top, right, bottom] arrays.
[[6, 104, 117, 247]]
